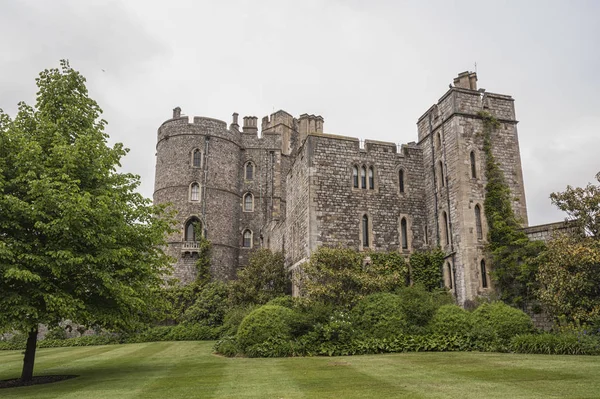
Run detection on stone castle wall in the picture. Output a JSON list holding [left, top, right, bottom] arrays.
[[153, 72, 551, 305]]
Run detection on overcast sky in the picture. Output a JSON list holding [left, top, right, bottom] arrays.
[[1, 0, 598, 226]]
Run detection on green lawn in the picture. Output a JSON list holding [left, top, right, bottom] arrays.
[[1, 342, 600, 398]]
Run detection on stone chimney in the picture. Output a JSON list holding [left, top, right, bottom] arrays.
[[243, 116, 258, 133], [231, 112, 239, 131], [453, 71, 478, 90], [173, 107, 181, 118]]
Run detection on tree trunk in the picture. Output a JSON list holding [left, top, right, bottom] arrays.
[[20, 328, 38, 382]]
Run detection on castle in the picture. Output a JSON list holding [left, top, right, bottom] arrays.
[[153, 71, 557, 305]]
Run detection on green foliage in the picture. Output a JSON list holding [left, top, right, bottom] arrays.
[[471, 302, 533, 344], [510, 332, 600, 355], [550, 175, 600, 239], [409, 248, 445, 290], [350, 293, 406, 338], [194, 236, 212, 286], [265, 295, 295, 308], [236, 305, 296, 352], [230, 249, 288, 306], [429, 305, 474, 336], [298, 247, 407, 307], [395, 285, 439, 333], [536, 234, 600, 324], [160, 282, 203, 323], [45, 327, 68, 340], [479, 111, 545, 306], [126, 324, 220, 343], [0, 61, 174, 337], [221, 304, 259, 337], [182, 281, 229, 327], [213, 336, 240, 357]]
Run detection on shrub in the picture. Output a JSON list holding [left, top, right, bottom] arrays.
[[214, 336, 240, 357], [395, 285, 438, 333], [351, 293, 406, 338], [45, 327, 68, 340], [221, 304, 259, 337], [472, 302, 533, 343], [182, 281, 230, 327], [265, 295, 295, 309], [236, 305, 296, 352], [429, 305, 473, 336], [511, 333, 600, 355]]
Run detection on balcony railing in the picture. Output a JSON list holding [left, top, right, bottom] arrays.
[[182, 241, 200, 252]]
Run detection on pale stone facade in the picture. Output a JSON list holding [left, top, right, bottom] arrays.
[[153, 71, 551, 305]]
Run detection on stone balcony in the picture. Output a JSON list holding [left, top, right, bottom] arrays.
[[181, 241, 200, 252]]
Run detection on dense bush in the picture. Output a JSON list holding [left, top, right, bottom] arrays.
[[236, 305, 296, 352], [230, 249, 289, 306], [472, 302, 533, 344], [45, 327, 68, 340], [126, 324, 220, 343], [351, 293, 406, 338], [214, 336, 240, 357], [221, 304, 259, 336], [429, 305, 473, 336], [511, 333, 600, 355], [395, 285, 439, 334], [298, 247, 407, 308], [182, 281, 229, 327]]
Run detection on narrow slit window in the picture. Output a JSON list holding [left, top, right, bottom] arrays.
[[361, 166, 367, 189], [399, 169, 405, 193], [190, 183, 200, 201], [243, 230, 252, 248], [401, 217, 408, 249], [475, 204, 483, 240], [470, 151, 477, 178], [245, 162, 254, 180], [193, 149, 202, 168], [244, 193, 253, 212], [368, 167, 374, 189], [362, 215, 369, 248], [353, 165, 359, 188], [442, 211, 449, 246], [439, 161, 445, 188], [447, 262, 453, 289], [481, 259, 488, 288]]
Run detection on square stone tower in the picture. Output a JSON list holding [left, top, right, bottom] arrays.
[[417, 71, 528, 304]]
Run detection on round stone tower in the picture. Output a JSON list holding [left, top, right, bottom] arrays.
[[154, 107, 241, 282]]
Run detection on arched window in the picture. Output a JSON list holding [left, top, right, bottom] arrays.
[[192, 149, 202, 168], [190, 182, 200, 201], [352, 165, 359, 188], [368, 166, 374, 190], [362, 215, 369, 248], [243, 193, 253, 212], [446, 262, 453, 289], [470, 151, 477, 178], [398, 169, 405, 193], [361, 166, 367, 189], [442, 211, 449, 246], [481, 259, 488, 288], [475, 204, 483, 240], [245, 162, 254, 180], [184, 218, 201, 241], [438, 161, 445, 188], [401, 217, 408, 250], [242, 230, 252, 248]]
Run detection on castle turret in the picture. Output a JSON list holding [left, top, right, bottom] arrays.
[[154, 108, 242, 282]]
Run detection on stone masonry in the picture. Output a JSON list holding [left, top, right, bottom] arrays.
[[153, 71, 555, 305]]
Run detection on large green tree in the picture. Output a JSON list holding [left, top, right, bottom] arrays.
[[0, 61, 173, 382], [537, 173, 600, 324]]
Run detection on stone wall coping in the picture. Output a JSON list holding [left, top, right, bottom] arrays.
[[307, 132, 359, 142], [522, 220, 571, 234]]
